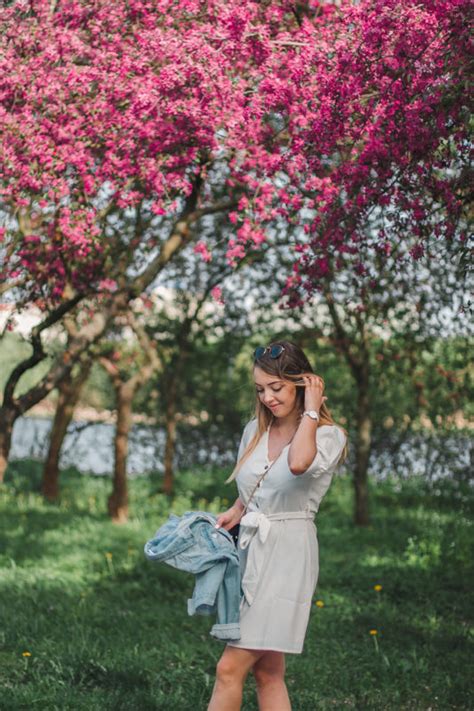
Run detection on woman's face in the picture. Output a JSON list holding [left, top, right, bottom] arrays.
[[253, 366, 298, 418]]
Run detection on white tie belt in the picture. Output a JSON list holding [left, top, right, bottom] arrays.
[[238, 510, 315, 605]]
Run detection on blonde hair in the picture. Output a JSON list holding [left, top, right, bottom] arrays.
[[225, 341, 348, 484]]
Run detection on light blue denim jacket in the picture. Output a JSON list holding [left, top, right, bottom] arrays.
[[144, 511, 241, 641]]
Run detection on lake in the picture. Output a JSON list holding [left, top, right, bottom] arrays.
[[9, 415, 473, 482]]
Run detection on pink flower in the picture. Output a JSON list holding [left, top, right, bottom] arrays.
[[211, 286, 224, 304], [98, 279, 118, 292], [194, 241, 212, 263], [251, 229, 266, 247], [410, 243, 425, 260], [225, 243, 246, 265]]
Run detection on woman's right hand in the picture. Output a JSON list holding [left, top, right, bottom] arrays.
[[215, 505, 242, 531]]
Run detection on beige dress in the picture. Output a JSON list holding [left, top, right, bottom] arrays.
[[226, 418, 347, 654]]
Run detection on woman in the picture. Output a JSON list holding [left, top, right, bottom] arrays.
[[207, 340, 348, 711]]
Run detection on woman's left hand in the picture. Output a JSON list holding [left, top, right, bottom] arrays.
[[302, 374, 327, 413]]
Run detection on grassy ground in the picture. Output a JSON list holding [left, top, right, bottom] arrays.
[[0, 461, 472, 711]]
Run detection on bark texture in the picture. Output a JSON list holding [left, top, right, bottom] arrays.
[[108, 383, 134, 523], [100, 315, 160, 522], [0, 408, 16, 482], [42, 360, 92, 501], [325, 293, 372, 526], [353, 367, 371, 526], [163, 372, 178, 496]]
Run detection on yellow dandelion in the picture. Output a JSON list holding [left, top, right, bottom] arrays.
[[22, 651, 31, 657], [315, 600, 325, 607], [105, 552, 113, 560], [369, 629, 378, 635], [374, 584, 383, 591]]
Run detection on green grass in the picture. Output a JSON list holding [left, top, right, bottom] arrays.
[[0, 461, 473, 710]]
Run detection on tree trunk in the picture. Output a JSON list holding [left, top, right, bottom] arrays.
[[108, 384, 133, 523], [100, 333, 159, 523], [324, 294, 373, 526], [353, 375, 372, 526], [0, 408, 17, 483], [163, 373, 178, 495], [42, 361, 91, 501]]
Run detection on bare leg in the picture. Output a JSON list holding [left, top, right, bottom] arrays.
[[252, 651, 292, 711], [207, 645, 265, 711]]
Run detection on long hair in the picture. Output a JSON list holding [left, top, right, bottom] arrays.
[[225, 340, 348, 484]]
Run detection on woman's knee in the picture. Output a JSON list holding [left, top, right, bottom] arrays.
[[216, 648, 261, 685], [215, 655, 238, 683], [252, 651, 285, 686]]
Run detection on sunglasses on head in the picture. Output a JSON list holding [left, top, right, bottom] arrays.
[[253, 345, 285, 361]]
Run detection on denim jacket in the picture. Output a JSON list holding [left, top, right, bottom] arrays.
[[144, 511, 241, 641]]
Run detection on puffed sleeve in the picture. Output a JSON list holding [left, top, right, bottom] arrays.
[[237, 418, 257, 460], [304, 425, 347, 477]]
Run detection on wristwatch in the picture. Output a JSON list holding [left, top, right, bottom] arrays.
[[303, 410, 320, 421]]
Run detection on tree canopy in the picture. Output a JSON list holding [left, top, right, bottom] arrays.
[[1, 0, 471, 305]]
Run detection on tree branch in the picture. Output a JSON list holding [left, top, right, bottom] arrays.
[[3, 292, 84, 410], [130, 193, 237, 297], [323, 290, 362, 374]]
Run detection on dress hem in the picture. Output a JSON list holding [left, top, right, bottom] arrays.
[[225, 641, 303, 655]]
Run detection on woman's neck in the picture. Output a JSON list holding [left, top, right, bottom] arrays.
[[271, 410, 300, 432]]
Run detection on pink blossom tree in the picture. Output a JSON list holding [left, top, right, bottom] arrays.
[[0, 0, 471, 484], [2, 0, 471, 300], [0, 0, 259, 478], [228, 0, 472, 296]]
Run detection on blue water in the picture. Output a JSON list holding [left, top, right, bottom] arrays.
[[10, 416, 166, 476]]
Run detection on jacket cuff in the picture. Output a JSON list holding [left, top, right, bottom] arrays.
[[210, 622, 241, 641]]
